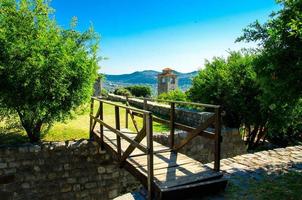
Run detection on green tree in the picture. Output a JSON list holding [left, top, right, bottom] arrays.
[[125, 85, 151, 97], [237, 0, 302, 145], [0, 0, 99, 142], [188, 51, 266, 148]]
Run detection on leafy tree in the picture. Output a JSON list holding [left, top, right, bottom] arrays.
[[237, 0, 302, 145], [125, 85, 151, 97], [188, 51, 267, 148], [0, 0, 99, 142], [158, 89, 187, 102]]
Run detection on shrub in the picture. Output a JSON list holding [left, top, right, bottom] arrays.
[[113, 87, 131, 97], [0, 0, 99, 142], [158, 89, 187, 102], [125, 85, 151, 97]]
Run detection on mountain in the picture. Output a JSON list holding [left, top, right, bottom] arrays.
[[103, 70, 198, 93]]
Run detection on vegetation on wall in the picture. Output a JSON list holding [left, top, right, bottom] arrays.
[[0, 0, 99, 142]]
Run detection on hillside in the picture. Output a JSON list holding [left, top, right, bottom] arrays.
[[103, 70, 198, 93]]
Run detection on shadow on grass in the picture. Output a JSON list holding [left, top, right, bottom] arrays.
[[0, 129, 29, 145], [224, 163, 302, 200]]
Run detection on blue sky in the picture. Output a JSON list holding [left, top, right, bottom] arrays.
[[51, 0, 279, 74]]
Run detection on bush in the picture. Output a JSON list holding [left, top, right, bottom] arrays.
[[188, 51, 266, 148], [158, 89, 187, 102], [125, 85, 151, 97], [113, 87, 131, 97], [0, 0, 99, 142]]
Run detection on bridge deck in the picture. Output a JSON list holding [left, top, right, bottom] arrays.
[[93, 128, 226, 198]]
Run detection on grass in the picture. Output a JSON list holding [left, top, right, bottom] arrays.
[[225, 170, 302, 200], [0, 101, 169, 143]]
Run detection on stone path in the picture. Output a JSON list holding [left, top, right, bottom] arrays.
[[114, 145, 302, 200]]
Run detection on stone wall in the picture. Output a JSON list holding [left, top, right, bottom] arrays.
[[153, 128, 247, 163], [106, 94, 213, 127], [0, 140, 140, 200]]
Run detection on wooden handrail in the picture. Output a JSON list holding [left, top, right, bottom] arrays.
[[92, 97, 151, 114]]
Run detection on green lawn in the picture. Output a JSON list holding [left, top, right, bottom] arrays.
[[0, 101, 169, 144]]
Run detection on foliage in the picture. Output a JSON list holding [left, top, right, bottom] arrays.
[[158, 89, 187, 102], [100, 88, 109, 97], [0, 102, 168, 144], [125, 85, 151, 97], [113, 87, 131, 97], [187, 51, 266, 148], [237, 0, 302, 145], [0, 0, 99, 142]]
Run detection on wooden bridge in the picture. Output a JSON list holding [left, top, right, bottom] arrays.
[[89, 96, 227, 200]]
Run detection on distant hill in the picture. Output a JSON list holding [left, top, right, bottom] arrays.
[[103, 70, 198, 94]]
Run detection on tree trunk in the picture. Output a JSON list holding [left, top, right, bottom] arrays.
[[18, 112, 42, 143]]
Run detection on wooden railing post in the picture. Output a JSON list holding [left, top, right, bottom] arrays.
[[115, 106, 121, 160], [214, 106, 221, 172], [170, 102, 175, 149], [143, 98, 148, 110], [100, 101, 104, 150], [146, 112, 154, 200], [125, 95, 129, 129], [89, 98, 94, 140]]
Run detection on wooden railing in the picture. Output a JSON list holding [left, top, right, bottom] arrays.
[[89, 97, 154, 199], [125, 96, 222, 172], [90, 96, 222, 199]]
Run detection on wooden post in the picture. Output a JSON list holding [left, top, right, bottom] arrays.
[[143, 98, 148, 110], [115, 106, 121, 160], [125, 95, 129, 129], [89, 98, 94, 140], [146, 113, 153, 200], [170, 102, 175, 149], [214, 106, 221, 172], [100, 101, 104, 150]]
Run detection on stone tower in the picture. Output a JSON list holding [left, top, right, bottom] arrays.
[[157, 68, 178, 95]]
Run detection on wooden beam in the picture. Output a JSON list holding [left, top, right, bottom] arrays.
[[214, 107, 221, 172], [174, 115, 215, 151], [146, 113, 154, 200], [100, 101, 104, 150], [170, 102, 175, 149], [91, 116, 148, 153], [119, 129, 146, 165], [115, 106, 121, 160]]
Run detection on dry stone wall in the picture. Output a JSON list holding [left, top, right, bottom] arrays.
[[153, 128, 247, 163], [106, 94, 213, 127], [0, 140, 140, 200]]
